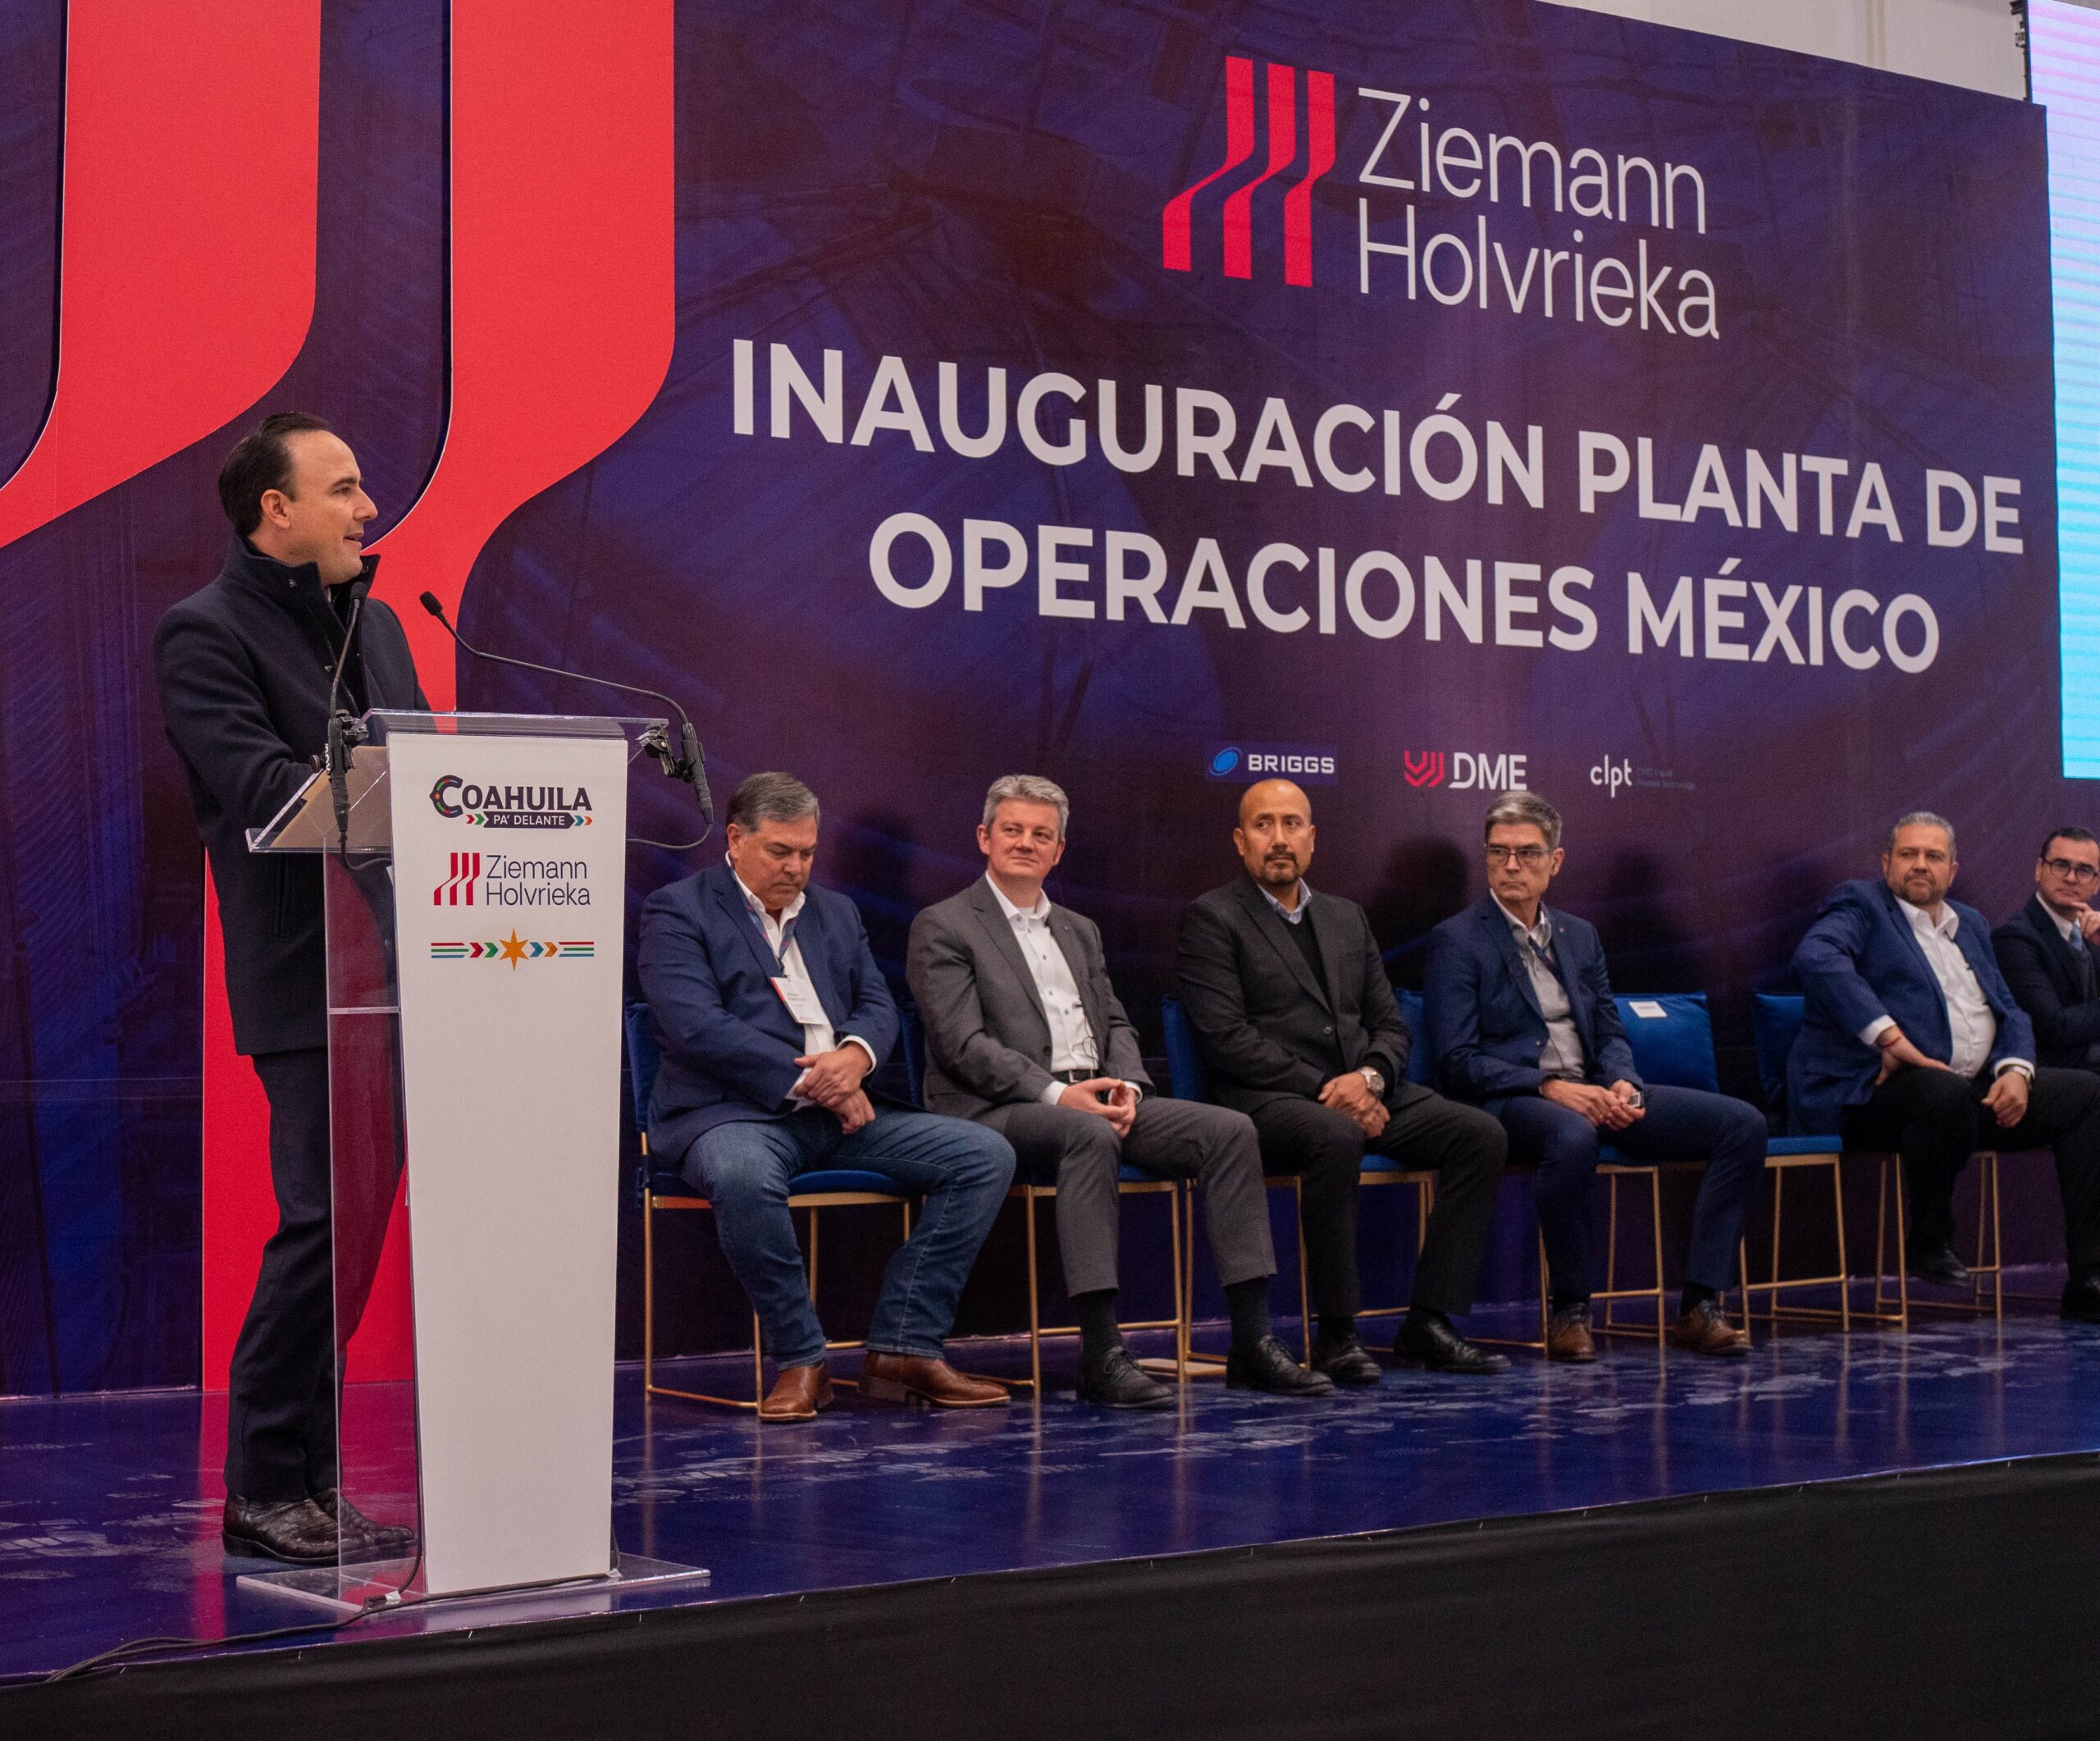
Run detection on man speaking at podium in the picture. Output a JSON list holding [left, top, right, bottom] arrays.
[[154, 414, 427, 1565]]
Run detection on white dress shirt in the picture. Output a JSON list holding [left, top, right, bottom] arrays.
[[984, 877, 1135, 1107], [2047, 902, 2082, 946], [1859, 900, 2029, 1081], [1492, 896, 1589, 1081], [729, 861, 876, 1105], [1259, 878, 1310, 924]]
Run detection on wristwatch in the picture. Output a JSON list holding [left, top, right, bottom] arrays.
[[1358, 1065, 1386, 1096]]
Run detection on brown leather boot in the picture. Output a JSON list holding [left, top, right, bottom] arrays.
[[1545, 1303, 1597, 1363], [759, 1360, 834, 1422], [1668, 1299, 1750, 1357], [859, 1350, 1009, 1408]]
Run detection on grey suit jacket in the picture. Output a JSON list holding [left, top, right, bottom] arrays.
[[907, 878, 1150, 1121], [1174, 875, 1420, 1117]]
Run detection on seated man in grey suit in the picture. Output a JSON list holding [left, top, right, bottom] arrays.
[[909, 775, 1333, 1405]]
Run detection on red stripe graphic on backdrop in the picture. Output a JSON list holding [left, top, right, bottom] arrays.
[[1282, 72, 1335, 286], [367, 0, 677, 705], [203, 0, 676, 1390], [0, 0, 318, 547], [1161, 57, 1256, 273], [1222, 63, 1297, 281]]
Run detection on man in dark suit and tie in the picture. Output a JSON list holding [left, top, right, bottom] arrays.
[[1993, 827, 2100, 1072], [1423, 792, 1765, 1360], [1790, 811, 2100, 1318], [157, 414, 424, 1565], [909, 776, 1335, 1406], [1176, 779, 1509, 1375], [638, 772, 1016, 1421]]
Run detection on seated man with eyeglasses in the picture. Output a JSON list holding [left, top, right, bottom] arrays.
[[1423, 791, 1767, 1359], [1994, 828, 2100, 1074]]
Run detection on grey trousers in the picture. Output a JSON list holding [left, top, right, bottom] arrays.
[[982, 1094, 1276, 1297]]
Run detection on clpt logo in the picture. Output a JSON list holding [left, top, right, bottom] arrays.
[[1162, 57, 1336, 287], [435, 852, 482, 906]]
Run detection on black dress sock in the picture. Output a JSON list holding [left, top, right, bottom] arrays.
[[1071, 1289, 1121, 1363], [1679, 1282, 1719, 1317], [1225, 1278, 1273, 1352], [1317, 1314, 1357, 1346]]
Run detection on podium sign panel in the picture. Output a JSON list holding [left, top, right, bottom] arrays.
[[387, 721, 629, 1594]]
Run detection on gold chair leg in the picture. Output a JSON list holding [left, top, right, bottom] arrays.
[[1834, 1156, 1851, 1331], [1025, 1190, 1043, 1396], [1604, 1172, 1621, 1330], [1894, 1163, 1911, 1330], [644, 1191, 657, 1395], [1172, 1181, 1189, 1380], [1294, 1177, 1310, 1362], [1648, 1169, 1666, 1346], [1536, 1231, 1550, 1345]]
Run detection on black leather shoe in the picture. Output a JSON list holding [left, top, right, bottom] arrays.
[[222, 1495, 339, 1565], [1077, 1346, 1175, 1409], [1908, 1241, 1971, 1287], [1395, 1310, 1510, 1374], [1310, 1332, 1383, 1386], [1226, 1335, 1335, 1396], [2063, 1273, 2100, 1323], [312, 1487, 418, 1562]]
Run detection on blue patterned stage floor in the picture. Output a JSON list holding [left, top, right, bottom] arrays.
[[6, 1286, 2100, 1684]]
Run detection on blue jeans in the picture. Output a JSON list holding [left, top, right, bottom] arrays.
[[1486, 1084, 1767, 1299], [687, 1106, 1015, 1368]]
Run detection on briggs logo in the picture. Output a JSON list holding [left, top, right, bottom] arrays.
[[435, 852, 482, 906], [1206, 742, 1337, 784], [1162, 57, 1336, 287], [1403, 751, 1529, 792]]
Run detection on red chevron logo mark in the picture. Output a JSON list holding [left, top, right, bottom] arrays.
[[1403, 752, 1446, 788], [1162, 58, 1335, 287]]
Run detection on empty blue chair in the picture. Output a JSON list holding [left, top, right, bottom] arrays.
[[627, 999, 915, 1412], [1740, 994, 1854, 1331]]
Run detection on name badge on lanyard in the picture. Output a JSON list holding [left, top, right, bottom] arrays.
[[773, 976, 829, 1026]]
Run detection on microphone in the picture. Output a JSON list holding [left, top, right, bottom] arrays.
[[418, 592, 714, 847], [324, 570, 374, 855]]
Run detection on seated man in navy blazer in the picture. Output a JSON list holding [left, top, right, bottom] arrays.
[[1424, 791, 1764, 1360], [1993, 826, 2100, 1072], [638, 772, 1016, 1420], [1792, 811, 2100, 1319]]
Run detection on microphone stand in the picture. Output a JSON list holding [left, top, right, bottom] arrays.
[[324, 571, 374, 857], [418, 593, 714, 850]]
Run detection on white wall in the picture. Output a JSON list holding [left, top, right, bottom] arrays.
[[1542, 0, 2027, 98]]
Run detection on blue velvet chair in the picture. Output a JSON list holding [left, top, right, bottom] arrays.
[[1750, 994, 2001, 1330], [905, 1003, 1184, 1393], [1159, 996, 1312, 1364], [627, 999, 915, 1411]]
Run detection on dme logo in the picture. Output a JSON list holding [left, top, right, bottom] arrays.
[[1162, 57, 1337, 287], [1205, 743, 1337, 784], [1403, 751, 1529, 791]]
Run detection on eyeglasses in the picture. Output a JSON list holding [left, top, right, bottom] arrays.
[[2042, 857, 2100, 883], [1485, 845, 1551, 867]]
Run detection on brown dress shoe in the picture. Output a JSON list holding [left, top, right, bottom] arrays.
[[1668, 1299, 1750, 1357], [1546, 1304, 1597, 1364], [759, 1361, 834, 1422], [859, 1350, 1009, 1408]]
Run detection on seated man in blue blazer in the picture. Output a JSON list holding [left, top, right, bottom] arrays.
[[1424, 791, 1764, 1360], [1993, 826, 2100, 1072], [638, 772, 1016, 1420], [1791, 811, 2100, 1318]]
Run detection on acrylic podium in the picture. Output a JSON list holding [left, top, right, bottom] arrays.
[[240, 710, 705, 1612]]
